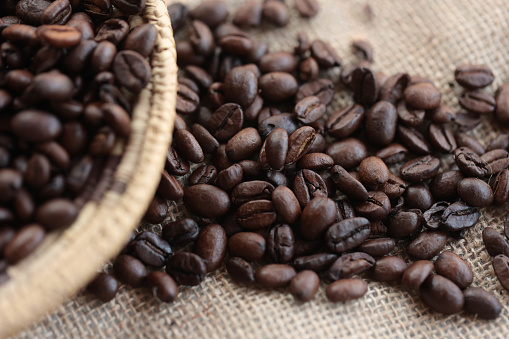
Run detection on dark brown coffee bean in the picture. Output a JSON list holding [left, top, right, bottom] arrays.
[[189, 20, 214, 56], [402, 260, 433, 290], [11, 110, 62, 143], [487, 134, 509, 152], [130, 231, 172, 268], [224, 66, 258, 108], [330, 165, 368, 202], [259, 51, 297, 73], [0, 169, 23, 203], [255, 264, 296, 288], [37, 25, 82, 48], [326, 138, 368, 170], [293, 253, 338, 273], [459, 90, 496, 115], [266, 224, 295, 264], [495, 83, 509, 125], [326, 217, 371, 253], [296, 78, 334, 105], [310, 39, 341, 68], [3, 224, 45, 265], [455, 64, 494, 89], [420, 274, 465, 314], [423, 202, 449, 229], [354, 191, 390, 220], [285, 127, 316, 165], [454, 147, 488, 177], [297, 57, 319, 81], [351, 67, 377, 106], [174, 129, 204, 164], [228, 232, 266, 262], [183, 184, 230, 218], [233, 1, 262, 27], [124, 24, 156, 58], [208, 103, 244, 141], [237, 199, 276, 229], [371, 256, 406, 282], [441, 201, 480, 232], [457, 177, 493, 207], [143, 195, 168, 224], [113, 50, 151, 93], [299, 196, 336, 240], [407, 231, 447, 260], [428, 123, 456, 153], [162, 218, 199, 248], [166, 252, 207, 286], [165, 147, 190, 176], [288, 270, 319, 302], [87, 272, 119, 302], [226, 257, 255, 285], [193, 224, 226, 272], [226, 128, 261, 163], [325, 252, 375, 281], [218, 34, 253, 56], [427, 104, 456, 124], [375, 143, 408, 165], [434, 251, 473, 289], [463, 287, 502, 320], [326, 104, 364, 139], [382, 174, 406, 199], [455, 111, 482, 132], [238, 160, 260, 181], [272, 186, 301, 224], [231, 180, 274, 206], [404, 184, 433, 211], [258, 113, 298, 138], [113, 254, 148, 288], [191, 124, 219, 154], [146, 271, 178, 303], [294, 96, 325, 124], [429, 170, 462, 201], [358, 157, 389, 190], [176, 84, 200, 114], [156, 171, 183, 201], [293, 169, 328, 207], [35, 198, 78, 231], [190, 0, 228, 28], [262, 0, 290, 27], [102, 102, 131, 137], [259, 72, 298, 102], [492, 169, 509, 205], [387, 209, 422, 238], [297, 153, 334, 171], [455, 132, 485, 155], [294, 0, 319, 17], [404, 82, 441, 110], [215, 164, 243, 191], [326, 278, 367, 303], [400, 155, 440, 183], [15, 0, 52, 25], [40, 0, 72, 25], [379, 73, 409, 104], [397, 125, 431, 154], [481, 149, 509, 176], [358, 238, 396, 257], [482, 227, 509, 257]]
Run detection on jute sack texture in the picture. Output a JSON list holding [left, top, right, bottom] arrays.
[[15, 0, 509, 338], [0, 0, 177, 337]]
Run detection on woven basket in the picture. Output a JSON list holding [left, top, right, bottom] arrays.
[[0, 0, 177, 336]]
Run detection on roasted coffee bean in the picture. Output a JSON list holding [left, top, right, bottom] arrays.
[[375, 143, 408, 165], [262, 0, 290, 26], [238, 160, 260, 181], [423, 201, 449, 229], [350, 67, 377, 106], [293, 169, 328, 207], [143, 195, 168, 224], [457, 178, 493, 207], [226, 257, 255, 285], [420, 275, 465, 314], [237, 199, 276, 229], [371, 256, 406, 282], [396, 125, 431, 154], [113, 254, 148, 288], [427, 104, 456, 124], [353, 191, 390, 220], [434, 251, 473, 289], [487, 133, 509, 152], [482, 227, 509, 257], [233, 1, 262, 27], [455, 132, 485, 155], [218, 33, 253, 56], [35, 198, 78, 231], [193, 224, 226, 272], [330, 165, 368, 202], [255, 264, 296, 288], [11, 110, 62, 143], [495, 83, 509, 125], [407, 231, 447, 260], [176, 84, 200, 114], [216, 164, 243, 191], [297, 153, 334, 171], [272, 186, 301, 224], [326, 138, 368, 170], [298, 57, 319, 81], [162, 218, 199, 248], [403, 82, 441, 110], [189, 0, 228, 28], [229, 232, 266, 262], [326, 104, 364, 139], [326, 217, 371, 253], [402, 260, 434, 290], [296, 78, 335, 105], [166, 252, 207, 286], [259, 72, 298, 102], [325, 252, 375, 281], [87, 273, 119, 302], [404, 185, 433, 211], [387, 209, 422, 238], [310, 40, 341, 68], [212, 144, 234, 171], [130, 231, 172, 268], [441, 201, 480, 231], [463, 287, 502, 320], [146, 271, 178, 303], [396, 100, 425, 127], [358, 238, 396, 257], [226, 127, 262, 162], [455, 111, 482, 132], [379, 73, 409, 104], [165, 147, 190, 176], [382, 174, 406, 199], [480, 149, 509, 176], [259, 51, 297, 73], [192, 124, 219, 154], [400, 155, 440, 183], [184, 184, 230, 218], [454, 147, 488, 177], [428, 124, 456, 153], [224, 66, 258, 108], [295, 0, 320, 18], [267, 224, 295, 263], [174, 129, 204, 164], [293, 253, 338, 272], [3, 224, 45, 265], [326, 278, 367, 303], [289, 270, 320, 302], [491, 169, 509, 205], [459, 90, 496, 115], [208, 103, 244, 141], [189, 20, 214, 56], [358, 157, 389, 190], [95, 18, 129, 45], [0, 169, 23, 203], [157, 171, 183, 200], [231, 180, 274, 206], [124, 24, 156, 58], [454, 64, 494, 89], [113, 50, 151, 93], [285, 126, 316, 166], [294, 96, 325, 124], [300, 196, 336, 240], [258, 113, 298, 138]]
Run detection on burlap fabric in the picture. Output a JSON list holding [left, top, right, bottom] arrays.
[[13, 0, 509, 337]]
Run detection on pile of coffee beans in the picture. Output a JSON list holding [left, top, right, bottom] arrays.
[[88, 0, 508, 320], [0, 0, 154, 282]]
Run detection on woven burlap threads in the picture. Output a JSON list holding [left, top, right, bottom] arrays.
[[16, 0, 509, 338]]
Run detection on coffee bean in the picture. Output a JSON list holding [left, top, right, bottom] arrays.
[[299, 196, 336, 240], [441, 201, 480, 231], [233, 1, 262, 27], [379, 73, 409, 103], [295, 0, 319, 18], [266, 224, 295, 263], [326, 217, 371, 253], [183, 184, 230, 218], [495, 83, 509, 124], [165, 147, 190, 176], [293, 96, 325, 124], [3, 224, 45, 264], [124, 24, 156, 58], [351, 67, 378, 106], [487, 133, 509, 152], [459, 90, 496, 115], [191, 124, 219, 155], [162, 218, 199, 248], [404, 184, 433, 211], [35, 198, 77, 231], [402, 260, 434, 290], [358, 238, 396, 257], [326, 278, 368, 303], [454, 133, 485, 156], [482, 227, 509, 257], [174, 129, 204, 164], [326, 138, 368, 170], [427, 104, 456, 123], [293, 169, 328, 207], [272, 186, 301, 224], [325, 252, 375, 281], [288, 270, 319, 302], [310, 40, 341, 68], [226, 127, 262, 162], [259, 72, 298, 102], [237, 199, 276, 229], [157, 170, 183, 200], [330, 165, 368, 202], [454, 147, 488, 177], [403, 82, 441, 110], [130, 231, 172, 268], [420, 274, 465, 314], [387, 209, 422, 238], [231, 180, 274, 206], [146, 271, 178, 303], [457, 177, 493, 207], [226, 257, 255, 285], [463, 287, 502, 320], [194, 224, 226, 272], [208, 103, 244, 141], [454, 64, 494, 89], [480, 149, 509, 176], [407, 231, 447, 260], [296, 78, 335, 105], [375, 143, 408, 165], [354, 191, 390, 220], [255, 263, 296, 288], [455, 111, 482, 132], [87, 272, 119, 302], [113, 254, 148, 288], [358, 157, 389, 190], [492, 169, 509, 205], [215, 164, 243, 191], [189, 20, 214, 57], [400, 155, 440, 183], [434, 251, 473, 289], [397, 125, 432, 155], [113, 50, 151, 93], [224, 66, 258, 108], [143, 195, 168, 224], [326, 104, 364, 139], [262, 1, 290, 27], [428, 123, 456, 153], [293, 253, 338, 272], [166, 252, 207, 286], [371, 256, 407, 282], [229, 232, 266, 262]]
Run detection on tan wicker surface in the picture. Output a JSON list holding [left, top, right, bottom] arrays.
[[11, 0, 509, 338], [0, 0, 177, 337]]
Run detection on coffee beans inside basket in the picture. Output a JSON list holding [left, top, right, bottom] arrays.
[[0, 2, 154, 278], [89, 0, 506, 320]]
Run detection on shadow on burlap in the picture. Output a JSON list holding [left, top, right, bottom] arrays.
[[15, 0, 509, 338]]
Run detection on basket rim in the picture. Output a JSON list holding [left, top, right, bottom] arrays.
[[0, 0, 177, 336]]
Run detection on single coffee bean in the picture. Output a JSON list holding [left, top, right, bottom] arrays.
[[191, 124, 219, 154], [224, 66, 258, 108], [420, 274, 465, 314], [189, 20, 215, 56], [293, 253, 338, 272], [298, 57, 319, 81], [396, 125, 432, 154], [402, 260, 434, 290], [166, 252, 207, 286], [259, 72, 298, 102], [255, 264, 296, 288], [113, 254, 148, 288], [387, 209, 422, 239], [326, 217, 371, 253], [208, 103, 244, 141], [296, 78, 335, 105], [258, 113, 298, 138], [375, 143, 408, 165], [427, 104, 456, 123], [458, 90, 496, 115], [310, 40, 341, 68], [325, 252, 375, 281], [193, 224, 226, 272], [371, 256, 407, 282], [330, 165, 368, 202], [454, 64, 494, 89], [233, 1, 262, 27], [423, 202, 449, 229], [495, 83, 509, 125], [113, 50, 151, 93], [350, 67, 378, 106], [404, 185, 433, 211], [482, 227, 509, 257], [289, 270, 319, 302], [215, 164, 243, 191], [326, 138, 368, 170], [434, 251, 473, 289], [455, 111, 482, 132], [294, 96, 325, 124], [35, 198, 78, 231], [272, 186, 301, 224], [403, 82, 441, 110], [3, 224, 45, 265], [353, 191, 390, 220], [428, 123, 456, 153], [454, 147, 488, 177], [130, 231, 172, 268], [492, 169, 509, 205], [124, 24, 157, 58], [176, 84, 200, 114], [358, 156, 389, 190], [174, 129, 204, 164], [157, 171, 183, 201], [487, 133, 509, 152], [87, 272, 119, 302], [297, 153, 334, 171], [463, 287, 502, 320], [237, 199, 276, 229], [226, 127, 262, 162], [229, 232, 266, 262], [400, 155, 440, 183], [11, 110, 62, 143], [267, 224, 295, 263], [293, 169, 328, 207], [457, 177, 493, 207], [226, 257, 255, 285], [326, 278, 368, 303], [183, 184, 230, 218], [407, 231, 447, 260], [295, 0, 320, 18], [380, 73, 410, 104], [231, 180, 274, 206], [146, 271, 178, 303], [382, 174, 407, 199], [285, 126, 316, 165], [259, 51, 297, 73], [480, 149, 509, 176], [326, 104, 364, 139], [359, 238, 396, 257], [396, 100, 425, 127], [441, 201, 480, 232], [300, 196, 338, 241], [165, 147, 190, 176], [212, 144, 234, 171], [429, 170, 463, 201], [162, 218, 199, 248]]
